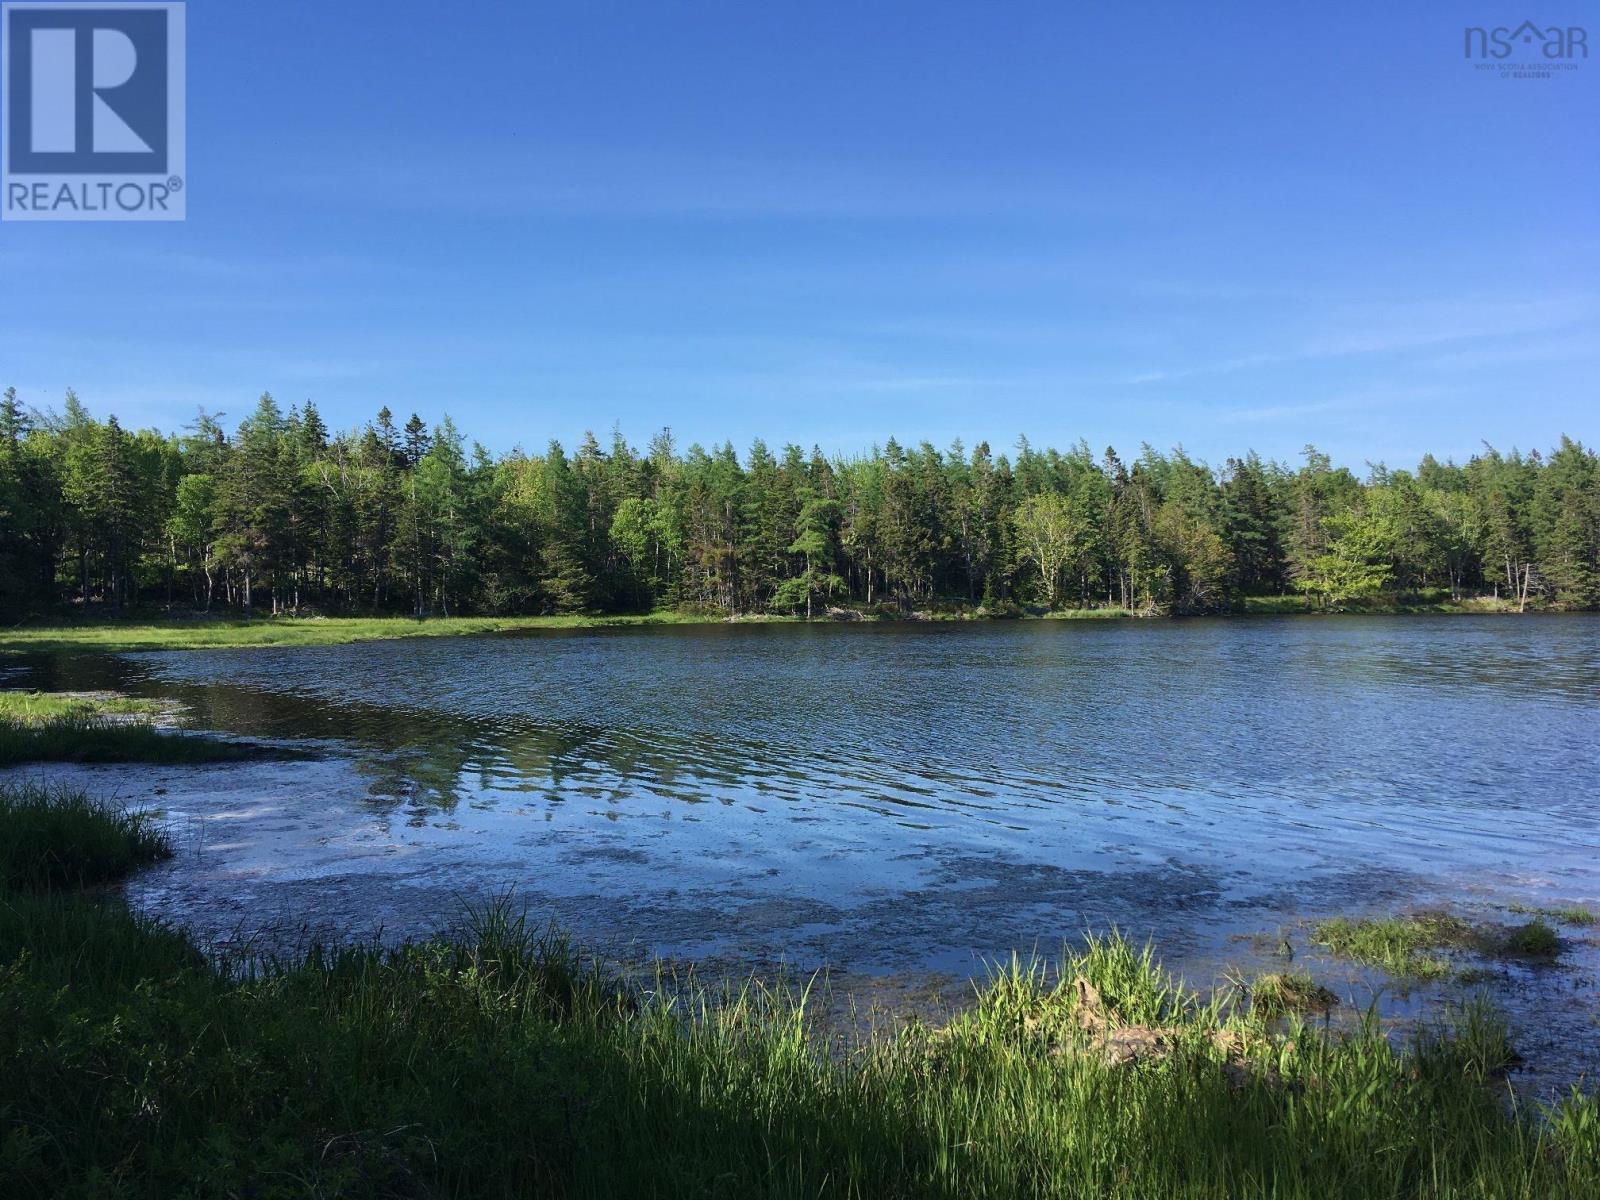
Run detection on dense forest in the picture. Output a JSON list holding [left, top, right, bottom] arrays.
[[0, 386, 1596, 621]]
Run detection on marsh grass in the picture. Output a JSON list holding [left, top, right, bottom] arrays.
[[1238, 593, 1520, 616], [0, 782, 171, 890], [0, 711, 263, 766], [1312, 913, 1468, 979], [1501, 918, 1561, 958], [0, 610, 737, 655], [1313, 911, 1567, 981], [1037, 607, 1138, 620], [2, 799, 1597, 1197], [0, 691, 159, 723], [0, 689, 270, 766], [1509, 902, 1597, 927], [1247, 970, 1339, 1016], [0, 595, 1532, 658]]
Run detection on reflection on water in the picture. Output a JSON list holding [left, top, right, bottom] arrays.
[[60, 616, 1597, 887], [11, 616, 1600, 1088], [17, 618, 1598, 885]]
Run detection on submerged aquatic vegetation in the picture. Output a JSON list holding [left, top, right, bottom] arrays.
[[1, 794, 1597, 1198], [0, 689, 267, 766]]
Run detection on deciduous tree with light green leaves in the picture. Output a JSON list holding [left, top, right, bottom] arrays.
[[1295, 509, 1396, 609], [1013, 492, 1091, 610]]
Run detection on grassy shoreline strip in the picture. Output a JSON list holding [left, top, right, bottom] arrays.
[[0, 691, 160, 722], [0, 596, 1538, 656], [0, 787, 1596, 1197], [0, 610, 761, 654], [0, 690, 277, 767]]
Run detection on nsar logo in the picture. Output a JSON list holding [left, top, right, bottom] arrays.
[[1464, 21, 1587, 69], [2, 2, 185, 221]]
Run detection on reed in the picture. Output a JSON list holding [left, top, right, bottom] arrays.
[[2, 793, 1595, 1198]]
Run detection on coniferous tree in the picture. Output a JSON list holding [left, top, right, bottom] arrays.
[[0, 383, 1594, 620]]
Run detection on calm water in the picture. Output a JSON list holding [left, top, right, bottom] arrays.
[[10, 616, 1600, 1059]]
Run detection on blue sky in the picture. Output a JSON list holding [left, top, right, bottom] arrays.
[[2, 0, 1595, 468]]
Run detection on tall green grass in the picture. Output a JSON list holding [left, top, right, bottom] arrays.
[[1, 794, 1596, 1198], [0, 782, 171, 890], [0, 713, 262, 766], [2, 904, 1595, 1196]]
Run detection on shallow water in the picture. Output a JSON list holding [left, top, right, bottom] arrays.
[[8, 615, 1599, 1088]]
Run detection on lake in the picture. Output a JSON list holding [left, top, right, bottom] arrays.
[[9, 615, 1600, 1080]]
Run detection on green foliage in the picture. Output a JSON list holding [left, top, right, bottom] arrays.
[[1294, 508, 1395, 608], [1, 793, 1596, 1196], [1312, 914, 1467, 979], [0, 689, 264, 766], [1, 881, 1595, 1198], [1012, 491, 1093, 609], [1152, 500, 1233, 612], [1501, 919, 1560, 958], [1, 386, 1597, 621], [1313, 911, 1567, 980], [1248, 971, 1338, 1016], [772, 493, 844, 616], [0, 782, 171, 890]]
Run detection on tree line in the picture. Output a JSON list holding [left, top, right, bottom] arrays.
[[1, 386, 1596, 620]]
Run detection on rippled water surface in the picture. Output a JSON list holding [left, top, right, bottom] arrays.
[[13, 617, 1600, 1019]]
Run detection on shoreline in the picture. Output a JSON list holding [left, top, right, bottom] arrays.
[[5, 750, 1598, 1100], [3, 778, 1598, 1197], [0, 595, 1546, 656]]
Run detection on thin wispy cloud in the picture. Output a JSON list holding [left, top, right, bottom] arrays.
[[2, 3, 1591, 472], [1126, 295, 1600, 385], [1212, 386, 1446, 426]]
